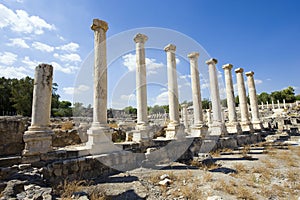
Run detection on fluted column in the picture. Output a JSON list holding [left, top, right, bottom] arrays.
[[235, 68, 254, 133], [23, 64, 54, 163], [86, 19, 116, 154], [164, 44, 182, 139], [245, 71, 262, 131], [206, 58, 227, 136], [134, 33, 148, 128], [222, 64, 242, 134], [188, 52, 207, 137]]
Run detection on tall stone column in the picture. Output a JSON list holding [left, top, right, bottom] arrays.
[[277, 100, 280, 109], [86, 19, 116, 154], [188, 52, 207, 137], [222, 64, 242, 134], [164, 44, 182, 139], [235, 68, 254, 133], [266, 101, 269, 109], [206, 58, 227, 136], [283, 99, 286, 109], [23, 64, 54, 163], [132, 33, 149, 142], [245, 71, 262, 131], [181, 104, 189, 132], [272, 100, 275, 109]]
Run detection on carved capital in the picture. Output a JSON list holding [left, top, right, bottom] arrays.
[[235, 68, 244, 73], [91, 19, 108, 32], [222, 63, 233, 70], [164, 44, 176, 53], [245, 71, 254, 77], [205, 58, 218, 65], [134, 33, 148, 43], [187, 52, 199, 60]]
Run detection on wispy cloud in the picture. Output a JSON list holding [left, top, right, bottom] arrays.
[[56, 42, 79, 52], [6, 38, 29, 48], [32, 41, 54, 52], [154, 91, 169, 105], [63, 84, 90, 95], [0, 52, 17, 65], [51, 61, 79, 74], [122, 53, 164, 75], [53, 53, 82, 63], [0, 3, 55, 35]]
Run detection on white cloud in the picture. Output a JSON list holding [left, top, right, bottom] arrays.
[[154, 91, 169, 105], [179, 74, 191, 79], [0, 3, 55, 35], [32, 41, 54, 52], [176, 57, 180, 64], [122, 53, 164, 74], [6, 38, 29, 48], [267, 78, 271, 81], [50, 61, 79, 74], [0, 52, 17, 65], [63, 84, 90, 95], [120, 94, 136, 101], [53, 53, 82, 62], [0, 65, 28, 79], [160, 88, 167, 91], [56, 42, 79, 52], [22, 56, 39, 69], [254, 79, 263, 85]]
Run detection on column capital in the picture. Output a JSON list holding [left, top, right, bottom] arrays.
[[245, 71, 254, 77], [164, 44, 176, 53], [91, 19, 108, 32], [222, 63, 233, 70], [134, 33, 148, 43], [205, 58, 218, 65], [235, 67, 244, 73], [187, 52, 199, 60]]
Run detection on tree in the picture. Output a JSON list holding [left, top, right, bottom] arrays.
[[258, 92, 270, 104], [281, 86, 295, 102], [202, 98, 211, 109], [149, 105, 165, 114], [124, 106, 137, 115], [270, 91, 283, 102], [10, 76, 33, 116]]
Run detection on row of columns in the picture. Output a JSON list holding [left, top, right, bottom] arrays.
[[22, 18, 264, 161]]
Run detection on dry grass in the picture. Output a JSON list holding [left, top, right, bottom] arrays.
[[202, 172, 213, 183], [261, 158, 276, 169], [233, 163, 248, 174], [61, 121, 73, 130], [55, 180, 108, 200], [108, 123, 118, 129]]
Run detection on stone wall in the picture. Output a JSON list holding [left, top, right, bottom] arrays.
[[0, 117, 29, 156]]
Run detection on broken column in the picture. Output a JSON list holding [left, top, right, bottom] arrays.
[[245, 71, 263, 131], [235, 68, 254, 133], [222, 64, 242, 134], [86, 19, 116, 154], [23, 64, 54, 163], [283, 99, 286, 109], [164, 44, 183, 139], [206, 58, 227, 136], [188, 52, 207, 137], [272, 99, 275, 109], [277, 100, 280, 109], [132, 33, 150, 142]]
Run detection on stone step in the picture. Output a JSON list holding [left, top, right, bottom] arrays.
[[0, 156, 21, 167]]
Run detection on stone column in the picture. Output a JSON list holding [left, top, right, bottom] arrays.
[[266, 101, 269, 109], [132, 33, 149, 142], [283, 99, 286, 109], [277, 100, 280, 109], [164, 44, 183, 139], [188, 52, 207, 137], [181, 104, 189, 132], [86, 19, 116, 154], [23, 64, 54, 163], [235, 68, 254, 133], [206, 58, 227, 136], [222, 64, 242, 134], [272, 100, 275, 109], [245, 71, 262, 131], [261, 102, 264, 110], [207, 109, 212, 125]]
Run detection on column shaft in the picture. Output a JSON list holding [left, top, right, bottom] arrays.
[[91, 19, 108, 128], [134, 33, 148, 126]]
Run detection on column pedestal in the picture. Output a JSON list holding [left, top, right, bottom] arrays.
[[226, 122, 243, 135], [165, 123, 185, 139], [190, 124, 208, 137]]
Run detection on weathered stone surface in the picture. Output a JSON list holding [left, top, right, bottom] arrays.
[[52, 128, 82, 147], [0, 117, 28, 156]]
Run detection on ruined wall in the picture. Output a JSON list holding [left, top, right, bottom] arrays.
[[0, 117, 29, 156]]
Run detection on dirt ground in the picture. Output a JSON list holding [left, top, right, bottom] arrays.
[[58, 142, 300, 200]]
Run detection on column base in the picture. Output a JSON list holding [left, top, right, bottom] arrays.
[[190, 124, 208, 137], [86, 127, 120, 154], [252, 121, 263, 131], [208, 121, 227, 137], [22, 129, 54, 163], [240, 121, 254, 133], [165, 123, 186, 139], [226, 122, 243, 135]]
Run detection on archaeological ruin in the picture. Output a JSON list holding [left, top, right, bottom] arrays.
[[1, 18, 300, 199]]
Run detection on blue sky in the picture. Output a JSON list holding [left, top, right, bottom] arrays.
[[0, 0, 299, 109]]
